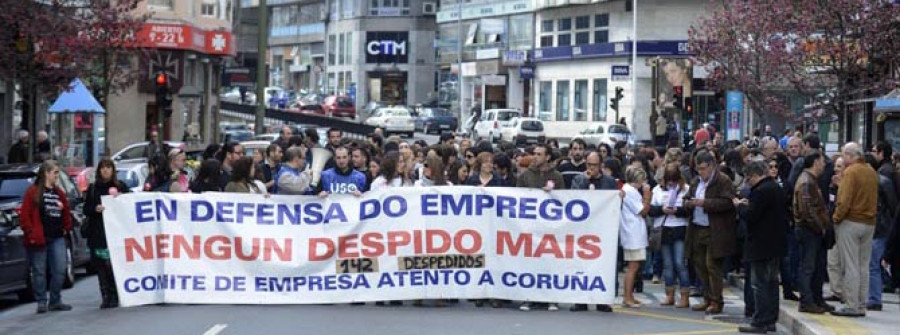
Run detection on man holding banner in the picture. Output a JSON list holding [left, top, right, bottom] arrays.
[[317, 147, 365, 197]]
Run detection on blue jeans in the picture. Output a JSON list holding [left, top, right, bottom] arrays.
[[26, 237, 67, 305], [751, 257, 781, 328], [661, 239, 690, 288], [796, 227, 826, 306], [868, 237, 886, 305], [780, 227, 798, 295]]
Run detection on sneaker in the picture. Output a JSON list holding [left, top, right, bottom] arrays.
[[651, 275, 661, 284], [547, 303, 559, 311], [866, 303, 882, 311], [783, 292, 800, 301], [596, 304, 613, 313], [48, 303, 72, 312], [519, 302, 531, 311], [799, 304, 827, 314], [830, 307, 865, 317], [36, 303, 48, 314], [817, 303, 835, 312]]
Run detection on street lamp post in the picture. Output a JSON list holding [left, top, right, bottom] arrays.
[[255, 0, 268, 135]]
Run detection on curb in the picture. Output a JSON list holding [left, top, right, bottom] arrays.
[[727, 274, 824, 335]]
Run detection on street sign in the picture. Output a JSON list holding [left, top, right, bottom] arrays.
[[611, 65, 630, 81]]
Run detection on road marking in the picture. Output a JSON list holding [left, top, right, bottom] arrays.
[[615, 308, 731, 327], [806, 313, 871, 335], [627, 329, 735, 335], [203, 324, 228, 335]]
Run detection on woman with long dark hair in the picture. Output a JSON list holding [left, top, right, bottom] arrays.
[[20, 160, 73, 313], [225, 157, 267, 194], [648, 163, 691, 308], [84, 158, 131, 308], [371, 151, 411, 190], [415, 155, 450, 187], [191, 159, 223, 193]]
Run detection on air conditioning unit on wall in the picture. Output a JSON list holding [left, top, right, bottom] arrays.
[[423, 1, 437, 15]]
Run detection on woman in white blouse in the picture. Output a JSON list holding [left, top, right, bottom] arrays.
[[370, 151, 412, 191], [648, 163, 691, 308], [621, 166, 649, 308]]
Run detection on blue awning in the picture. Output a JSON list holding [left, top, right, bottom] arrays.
[[48, 78, 105, 114], [875, 89, 900, 113]]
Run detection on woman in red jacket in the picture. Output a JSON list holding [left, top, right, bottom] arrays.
[[20, 160, 73, 314]]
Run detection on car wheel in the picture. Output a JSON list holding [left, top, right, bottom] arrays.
[[63, 247, 75, 289]]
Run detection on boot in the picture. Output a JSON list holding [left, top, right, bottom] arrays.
[[676, 288, 690, 308], [706, 301, 723, 315], [660, 287, 675, 306], [691, 299, 710, 312]]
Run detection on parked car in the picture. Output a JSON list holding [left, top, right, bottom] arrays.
[[116, 161, 149, 193], [363, 101, 386, 119], [219, 123, 255, 143], [365, 107, 415, 138], [321, 96, 356, 119], [474, 109, 522, 143], [254, 133, 279, 142], [413, 107, 458, 134], [572, 122, 635, 147], [499, 117, 546, 146], [112, 141, 185, 161], [0, 164, 91, 302]]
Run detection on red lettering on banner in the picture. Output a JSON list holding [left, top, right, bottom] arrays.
[[387, 231, 411, 254], [426, 230, 451, 253], [306, 230, 485, 261], [453, 229, 481, 254], [309, 238, 335, 261], [361, 233, 385, 257], [496, 231, 603, 260], [123, 234, 292, 262], [338, 234, 359, 258]]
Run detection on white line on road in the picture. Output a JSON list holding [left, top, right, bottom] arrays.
[[203, 324, 228, 335]]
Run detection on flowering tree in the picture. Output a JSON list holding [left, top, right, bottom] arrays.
[[688, 0, 798, 122], [689, 0, 900, 122]]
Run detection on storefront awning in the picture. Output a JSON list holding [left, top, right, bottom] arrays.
[[875, 89, 900, 113]]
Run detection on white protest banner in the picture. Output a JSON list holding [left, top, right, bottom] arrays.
[[102, 187, 620, 306]]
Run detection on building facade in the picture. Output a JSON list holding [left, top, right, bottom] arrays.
[[106, 0, 236, 152], [266, 0, 327, 91], [324, 0, 438, 113]]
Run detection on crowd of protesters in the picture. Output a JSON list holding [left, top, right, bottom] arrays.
[[22, 122, 900, 334]]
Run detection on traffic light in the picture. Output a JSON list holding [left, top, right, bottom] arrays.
[[155, 72, 173, 118], [610, 86, 624, 111], [684, 97, 693, 114], [673, 85, 683, 110]]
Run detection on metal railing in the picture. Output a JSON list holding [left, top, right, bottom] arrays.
[[219, 102, 376, 139]]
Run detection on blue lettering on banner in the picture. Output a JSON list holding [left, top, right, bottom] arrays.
[[417, 194, 590, 222], [500, 272, 607, 291], [188, 200, 349, 225], [253, 274, 370, 292], [123, 274, 207, 293]]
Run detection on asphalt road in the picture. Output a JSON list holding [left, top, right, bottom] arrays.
[[0, 274, 774, 335]]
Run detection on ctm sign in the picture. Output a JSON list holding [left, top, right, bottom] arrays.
[[365, 32, 409, 64]]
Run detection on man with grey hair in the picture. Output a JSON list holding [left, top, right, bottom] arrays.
[[685, 150, 736, 315], [35, 130, 51, 162], [8, 129, 29, 163], [737, 160, 788, 333], [830, 142, 878, 317]]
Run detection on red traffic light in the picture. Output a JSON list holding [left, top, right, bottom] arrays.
[[673, 86, 683, 96], [155, 73, 168, 86]]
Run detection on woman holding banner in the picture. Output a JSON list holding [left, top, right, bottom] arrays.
[[84, 158, 131, 308], [621, 166, 650, 308], [225, 157, 267, 194]]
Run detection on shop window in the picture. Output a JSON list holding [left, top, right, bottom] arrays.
[[592, 79, 607, 121], [575, 80, 588, 121], [370, 0, 410, 16], [556, 81, 570, 121], [328, 35, 336, 66], [539, 81, 552, 121], [338, 33, 345, 65]]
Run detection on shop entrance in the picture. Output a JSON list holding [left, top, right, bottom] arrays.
[[368, 71, 407, 106]]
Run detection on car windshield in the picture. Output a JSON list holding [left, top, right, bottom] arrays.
[[609, 125, 630, 134], [224, 124, 249, 131], [336, 98, 353, 107], [0, 176, 35, 200], [498, 111, 519, 121], [116, 171, 139, 189], [521, 120, 544, 131], [427, 108, 452, 117]]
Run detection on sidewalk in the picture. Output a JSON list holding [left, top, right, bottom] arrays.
[[728, 275, 898, 335]]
